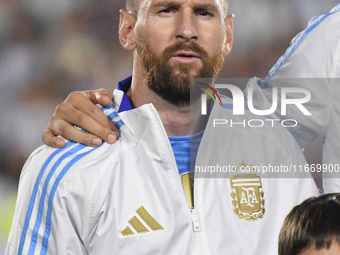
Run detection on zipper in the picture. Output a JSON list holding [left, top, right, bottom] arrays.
[[164, 130, 204, 254], [190, 209, 201, 232], [149, 105, 205, 254], [192, 182, 204, 255]]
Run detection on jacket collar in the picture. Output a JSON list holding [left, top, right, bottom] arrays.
[[117, 76, 133, 113]]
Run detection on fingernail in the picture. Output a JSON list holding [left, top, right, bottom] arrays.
[[232, 14, 235, 18], [107, 134, 117, 144], [55, 140, 62, 148], [103, 95, 111, 101], [92, 138, 102, 146]]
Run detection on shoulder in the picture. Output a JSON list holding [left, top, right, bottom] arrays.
[[298, 6, 340, 46], [15, 136, 136, 223], [22, 139, 132, 189], [264, 6, 340, 80], [290, 7, 340, 61], [8, 142, 115, 254]]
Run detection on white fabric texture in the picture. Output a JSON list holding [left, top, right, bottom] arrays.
[[256, 4, 340, 193], [6, 89, 318, 255]]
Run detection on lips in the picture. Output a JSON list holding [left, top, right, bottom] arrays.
[[173, 51, 201, 58], [172, 51, 201, 63]]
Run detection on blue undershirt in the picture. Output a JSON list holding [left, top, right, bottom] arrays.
[[169, 132, 203, 176], [117, 76, 202, 176]]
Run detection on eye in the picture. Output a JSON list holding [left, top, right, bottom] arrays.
[[195, 10, 214, 17], [159, 8, 175, 14]]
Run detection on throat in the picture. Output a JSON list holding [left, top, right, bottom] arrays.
[[160, 105, 208, 137]]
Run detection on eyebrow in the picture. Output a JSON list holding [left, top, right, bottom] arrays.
[[151, 1, 181, 10], [194, 4, 219, 14]]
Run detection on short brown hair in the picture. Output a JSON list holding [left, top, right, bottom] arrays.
[[279, 193, 340, 255], [126, 0, 229, 16]]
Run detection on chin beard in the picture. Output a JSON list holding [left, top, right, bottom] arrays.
[[137, 40, 225, 107]]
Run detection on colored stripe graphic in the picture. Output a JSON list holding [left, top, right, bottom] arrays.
[[106, 111, 119, 121], [40, 146, 98, 255], [129, 217, 149, 234], [102, 105, 125, 130], [20, 143, 99, 255], [115, 120, 125, 130], [100, 103, 114, 112], [265, 6, 340, 84], [28, 144, 87, 254], [199, 88, 217, 105], [18, 142, 74, 255], [136, 206, 164, 231], [197, 82, 222, 106]]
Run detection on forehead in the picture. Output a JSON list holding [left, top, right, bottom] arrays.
[[139, 0, 224, 11]]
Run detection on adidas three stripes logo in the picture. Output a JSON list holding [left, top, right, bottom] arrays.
[[121, 206, 164, 236]]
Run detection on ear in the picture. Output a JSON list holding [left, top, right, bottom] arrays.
[[224, 14, 234, 55], [119, 9, 137, 51]]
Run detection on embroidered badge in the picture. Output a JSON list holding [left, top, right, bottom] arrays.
[[230, 174, 265, 221]]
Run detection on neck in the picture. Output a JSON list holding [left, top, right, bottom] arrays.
[[127, 63, 207, 136]]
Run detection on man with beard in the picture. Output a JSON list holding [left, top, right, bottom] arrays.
[[6, 0, 318, 254]]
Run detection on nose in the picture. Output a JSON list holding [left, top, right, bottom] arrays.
[[176, 10, 198, 42]]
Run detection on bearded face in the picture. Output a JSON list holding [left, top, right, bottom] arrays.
[[136, 35, 225, 107]]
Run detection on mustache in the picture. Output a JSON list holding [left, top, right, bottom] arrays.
[[162, 42, 209, 60]]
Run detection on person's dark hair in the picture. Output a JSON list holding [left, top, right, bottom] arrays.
[[279, 193, 340, 255], [126, 0, 229, 16]]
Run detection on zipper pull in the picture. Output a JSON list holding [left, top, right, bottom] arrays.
[[191, 209, 201, 232]]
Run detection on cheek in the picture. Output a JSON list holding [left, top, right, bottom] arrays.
[[203, 30, 226, 54], [197, 21, 226, 53], [140, 20, 177, 54]]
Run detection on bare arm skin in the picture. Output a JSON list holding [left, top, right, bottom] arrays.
[[42, 89, 120, 148]]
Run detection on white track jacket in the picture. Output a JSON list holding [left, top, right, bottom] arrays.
[[7, 86, 319, 255], [255, 4, 340, 192]]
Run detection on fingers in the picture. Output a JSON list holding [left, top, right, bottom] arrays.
[[66, 92, 119, 140], [42, 90, 120, 148], [93, 89, 113, 107], [61, 107, 119, 144], [81, 89, 113, 107], [43, 113, 114, 147], [41, 130, 66, 148]]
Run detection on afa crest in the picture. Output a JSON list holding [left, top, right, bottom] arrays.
[[230, 174, 265, 221]]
